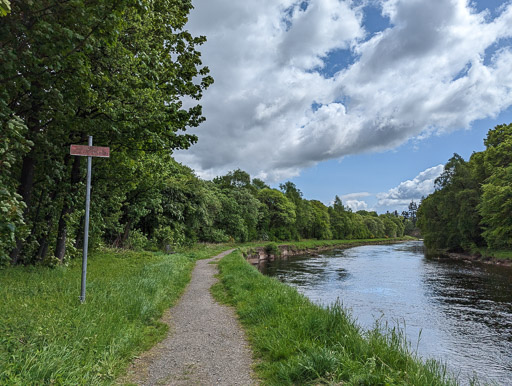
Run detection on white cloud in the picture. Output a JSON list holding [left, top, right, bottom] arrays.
[[341, 192, 371, 200], [345, 199, 369, 212], [376, 164, 444, 208], [176, 0, 512, 181]]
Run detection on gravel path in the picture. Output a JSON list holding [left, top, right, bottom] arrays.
[[121, 249, 257, 385]]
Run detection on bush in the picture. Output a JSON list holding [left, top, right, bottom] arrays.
[[264, 242, 280, 256]]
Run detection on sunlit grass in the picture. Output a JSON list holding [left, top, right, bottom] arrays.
[[0, 244, 229, 385], [214, 250, 457, 385]]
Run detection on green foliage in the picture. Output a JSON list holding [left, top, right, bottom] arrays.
[[0, 245, 230, 384], [214, 251, 455, 385], [257, 188, 296, 241], [0, 116, 33, 264], [0, 0, 10, 16], [1, 0, 212, 264], [308, 200, 332, 240], [479, 166, 512, 249], [418, 123, 512, 255], [264, 242, 280, 256]]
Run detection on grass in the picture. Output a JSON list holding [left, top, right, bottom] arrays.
[[213, 250, 457, 385], [479, 249, 512, 260], [276, 236, 416, 250], [0, 244, 230, 385], [238, 237, 416, 258]]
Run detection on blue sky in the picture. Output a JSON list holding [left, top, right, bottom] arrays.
[[176, 0, 512, 213], [285, 106, 512, 212]]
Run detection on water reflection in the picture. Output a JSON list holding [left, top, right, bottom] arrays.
[[261, 241, 512, 385]]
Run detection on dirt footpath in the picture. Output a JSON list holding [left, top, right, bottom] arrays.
[[121, 249, 256, 385]]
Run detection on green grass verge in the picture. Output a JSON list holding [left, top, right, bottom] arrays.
[[238, 237, 416, 258], [0, 244, 229, 385], [214, 250, 456, 385], [276, 236, 416, 250], [479, 249, 512, 260]]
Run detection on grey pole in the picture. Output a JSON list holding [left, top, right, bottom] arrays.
[[80, 136, 93, 303]]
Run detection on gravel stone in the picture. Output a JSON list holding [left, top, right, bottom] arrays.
[[121, 250, 257, 385]]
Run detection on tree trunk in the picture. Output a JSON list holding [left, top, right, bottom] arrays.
[[113, 219, 132, 248]]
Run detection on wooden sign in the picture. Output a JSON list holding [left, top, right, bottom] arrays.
[[70, 144, 110, 158]]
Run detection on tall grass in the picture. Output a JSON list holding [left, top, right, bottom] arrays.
[[214, 251, 457, 385], [0, 244, 228, 385]]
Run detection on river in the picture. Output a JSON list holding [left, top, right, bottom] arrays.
[[260, 241, 512, 385]]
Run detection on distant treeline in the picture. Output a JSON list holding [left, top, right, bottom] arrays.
[[1, 144, 417, 265], [417, 123, 512, 253]]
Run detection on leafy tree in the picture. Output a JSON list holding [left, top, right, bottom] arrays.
[[309, 200, 332, 240], [213, 169, 252, 190], [252, 178, 270, 191], [280, 181, 307, 239], [329, 196, 353, 239], [478, 123, 512, 249], [408, 201, 418, 225], [1, 0, 212, 263], [257, 188, 296, 241], [417, 124, 512, 253], [363, 216, 385, 238], [0, 117, 32, 264], [351, 213, 371, 239], [380, 214, 398, 238], [478, 168, 512, 249], [0, 0, 10, 16]]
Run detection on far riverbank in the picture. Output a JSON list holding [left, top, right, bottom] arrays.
[[241, 237, 416, 265], [432, 250, 512, 267]]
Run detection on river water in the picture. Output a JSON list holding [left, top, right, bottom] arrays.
[[260, 241, 512, 384]]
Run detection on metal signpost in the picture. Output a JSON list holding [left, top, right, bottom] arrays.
[[70, 136, 110, 303]]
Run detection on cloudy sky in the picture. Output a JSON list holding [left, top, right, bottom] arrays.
[[175, 0, 512, 212]]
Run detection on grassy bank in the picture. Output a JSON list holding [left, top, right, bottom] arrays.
[[0, 244, 229, 385], [479, 249, 512, 261], [238, 236, 418, 255], [213, 250, 455, 385], [276, 236, 416, 250]]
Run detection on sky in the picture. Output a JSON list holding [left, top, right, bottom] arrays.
[[175, 0, 512, 213]]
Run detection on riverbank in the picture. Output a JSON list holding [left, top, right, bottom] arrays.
[[242, 237, 416, 265], [213, 249, 456, 385], [427, 249, 512, 267], [0, 244, 231, 384]]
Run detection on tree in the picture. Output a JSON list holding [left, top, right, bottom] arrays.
[[329, 196, 353, 239], [257, 188, 296, 240], [1, 0, 212, 263], [251, 178, 269, 191], [478, 123, 512, 249], [0, 117, 32, 264], [213, 169, 251, 190], [0, 0, 10, 16], [309, 200, 332, 240], [408, 201, 418, 226]]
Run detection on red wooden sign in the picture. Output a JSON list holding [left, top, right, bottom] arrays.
[[70, 145, 110, 158]]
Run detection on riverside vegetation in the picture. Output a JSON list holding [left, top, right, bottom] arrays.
[[213, 249, 456, 385], [1, 240, 456, 385], [417, 123, 512, 260]]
